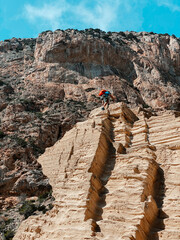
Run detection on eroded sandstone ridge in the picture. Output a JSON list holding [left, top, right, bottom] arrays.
[[14, 103, 180, 240]]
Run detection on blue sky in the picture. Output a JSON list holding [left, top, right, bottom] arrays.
[[0, 0, 180, 41]]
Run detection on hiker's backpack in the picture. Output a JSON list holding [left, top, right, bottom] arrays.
[[99, 89, 107, 96], [105, 91, 110, 96]]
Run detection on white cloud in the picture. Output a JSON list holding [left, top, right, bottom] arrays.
[[24, 0, 121, 31], [23, 0, 148, 32], [74, 0, 121, 31], [24, 1, 69, 30], [157, 0, 180, 12], [74, 0, 147, 31]]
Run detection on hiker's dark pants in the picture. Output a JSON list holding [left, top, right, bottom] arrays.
[[101, 96, 110, 105]]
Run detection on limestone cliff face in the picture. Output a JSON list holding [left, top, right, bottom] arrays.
[[0, 29, 180, 199], [33, 29, 180, 109], [13, 103, 180, 240], [0, 29, 180, 238]]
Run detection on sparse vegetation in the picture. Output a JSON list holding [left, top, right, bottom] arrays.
[[28, 137, 44, 156], [5, 219, 13, 225], [0, 218, 15, 240], [0, 221, 5, 232], [19, 201, 37, 219], [19, 191, 54, 219], [16, 137, 27, 148], [20, 98, 40, 112], [0, 80, 5, 86], [37, 205, 46, 214], [48, 203, 53, 210], [10, 135, 27, 148], [0, 130, 6, 138], [38, 191, 53, 203], [4, 230, 15, 240], [35, 112, 43, 119], [102, 35, 111, 42], [55, 99, 63, 103]]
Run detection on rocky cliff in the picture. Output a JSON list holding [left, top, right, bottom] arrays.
[[0, 29, 180, 238], [13, 103, 180, 239]]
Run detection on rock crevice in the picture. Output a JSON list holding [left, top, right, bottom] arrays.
[[84, 118, 116, 234]]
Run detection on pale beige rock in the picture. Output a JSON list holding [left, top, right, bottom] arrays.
[[13, 103, 180, 240]]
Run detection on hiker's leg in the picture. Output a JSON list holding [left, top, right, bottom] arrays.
[[107, 98, 110, 108], [104, 102, 108, 108], [101, 98, 105, 110], [104, 97, 110, 109], [103, 96, 109, 108], [102, 97, 106, 107]]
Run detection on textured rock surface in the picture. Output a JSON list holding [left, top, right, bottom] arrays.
[[0, 29, 180, 238], [13, 103, 180, 239], [1, 29, 180, 198]]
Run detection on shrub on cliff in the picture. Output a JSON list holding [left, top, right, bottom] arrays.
[[19, 201, 37, 219], [4, 230, 15, 240], [0, 218, 15, 240]]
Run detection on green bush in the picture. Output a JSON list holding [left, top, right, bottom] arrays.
[[38, 192, 50, 203], [5, 219, 13, 225], [0, 222, 5, 232], [37, 205, 46, 213], [19, 201, 37, 219], [48, 203, 53, 210], [4, 230, 15, 240]]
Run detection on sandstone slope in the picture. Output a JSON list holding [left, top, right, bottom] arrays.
[[13, 103, 180, 240]]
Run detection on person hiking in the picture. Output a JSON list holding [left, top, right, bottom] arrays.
[[99, 89, 115, 110]]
